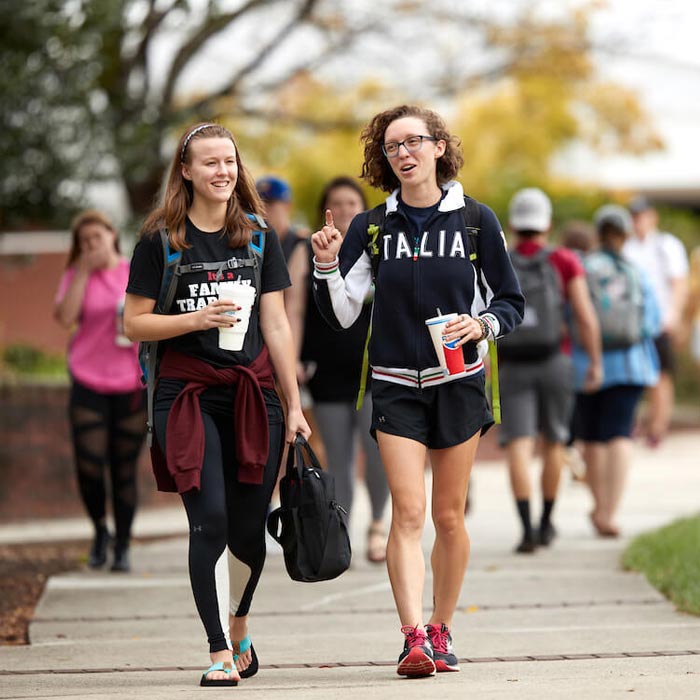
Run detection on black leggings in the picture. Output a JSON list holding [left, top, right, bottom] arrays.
[[154, 384, 284, 653], [69, 380, 147, 544]]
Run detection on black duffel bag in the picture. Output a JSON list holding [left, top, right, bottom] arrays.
[[267, 435, 351, 582]]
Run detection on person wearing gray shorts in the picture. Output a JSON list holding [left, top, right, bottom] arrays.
[[499, 189, 602, 553]]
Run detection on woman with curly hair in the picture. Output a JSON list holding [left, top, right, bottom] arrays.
[[312, 105, 524, 677]]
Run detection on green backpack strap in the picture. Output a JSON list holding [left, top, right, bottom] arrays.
[[462, 195, 501, 424], [356, 204, 386, 410]]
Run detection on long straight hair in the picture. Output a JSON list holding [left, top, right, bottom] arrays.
[[140, 123, 264, 250]]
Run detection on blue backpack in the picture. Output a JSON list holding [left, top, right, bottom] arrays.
[[139, 215, 266, 446]]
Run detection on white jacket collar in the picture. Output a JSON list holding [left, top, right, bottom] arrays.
[[385, 181, 465, 214]]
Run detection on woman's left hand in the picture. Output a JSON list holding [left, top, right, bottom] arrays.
[[285, 405, 311, 443], [443, 314, 486, 347]]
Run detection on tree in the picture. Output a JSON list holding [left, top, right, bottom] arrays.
[[1, 0, 375, 227], [2, 0, 663, 229], [0, 2, 102, 227]]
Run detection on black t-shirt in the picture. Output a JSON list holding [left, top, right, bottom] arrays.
[[127, 218, 290, 368]]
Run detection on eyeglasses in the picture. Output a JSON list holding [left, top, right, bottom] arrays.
[[381, 135, 438, 158]]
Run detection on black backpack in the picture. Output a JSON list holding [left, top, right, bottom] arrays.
[[498, 247, 563, 361], [267, 436, 351, 583], [138, 217, 266, 447]]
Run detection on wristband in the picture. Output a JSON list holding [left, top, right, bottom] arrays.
[[476, 316, 489, 341]]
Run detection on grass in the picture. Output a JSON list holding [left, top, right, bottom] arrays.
[[622, 515, 700, 616]]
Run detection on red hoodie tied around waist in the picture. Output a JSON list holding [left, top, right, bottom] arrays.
[[150, 347, 276, 493]]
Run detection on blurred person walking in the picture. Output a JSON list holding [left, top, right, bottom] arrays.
[[124, 123, 310, 686], [623, 196, 688, 445], [498, 188, 602, 554], [683, 246, 700, 365], [311, 105, 524, 677], [256, 175, 307, 262], [287, 176, 390, 563], [54, 210, 146, 573], [573, 206, 660, 537]]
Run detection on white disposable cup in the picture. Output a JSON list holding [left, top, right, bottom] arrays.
[[217, 282, 256, 351], [425, 312, 464, 375]]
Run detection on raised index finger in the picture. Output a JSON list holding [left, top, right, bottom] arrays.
[[325, 209, 335, 229]]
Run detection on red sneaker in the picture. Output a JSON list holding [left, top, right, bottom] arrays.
[[425, 623, 460, 672], [396, 625, 436, 677]]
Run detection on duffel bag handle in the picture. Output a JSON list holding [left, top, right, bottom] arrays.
[[286, 434, 323, 479]]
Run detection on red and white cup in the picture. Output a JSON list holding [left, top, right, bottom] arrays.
[[425, 313, 465, 376]]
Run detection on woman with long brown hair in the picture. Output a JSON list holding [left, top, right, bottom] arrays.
[[312, 105, 524, 678], [54, 209, 146, 573], [124, 123, 310, 687]]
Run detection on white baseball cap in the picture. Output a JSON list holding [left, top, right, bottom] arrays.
[[508, 187, 552, 232]]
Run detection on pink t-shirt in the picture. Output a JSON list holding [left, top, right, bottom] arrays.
[[56, 258, 143, 394]]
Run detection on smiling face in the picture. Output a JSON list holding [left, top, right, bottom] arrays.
[[383, 116, 446, 191], [181, 137, 238, 206]]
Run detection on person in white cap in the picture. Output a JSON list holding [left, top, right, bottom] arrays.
[[498, 188, 602, 553], [623, 196, 689, 446]]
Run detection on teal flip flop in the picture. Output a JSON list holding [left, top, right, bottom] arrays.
[[233, 636, 259, 679], [200, 660, 238, 687]]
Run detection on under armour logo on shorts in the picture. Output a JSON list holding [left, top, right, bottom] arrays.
[[378, 416, 386, 423]]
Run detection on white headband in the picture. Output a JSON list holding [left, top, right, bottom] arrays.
[[180, 124, 216, 162]]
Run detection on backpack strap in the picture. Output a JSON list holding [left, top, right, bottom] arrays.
[[356, 205, 387, 410], [461, 196, 501, 424], [140, 229, 182, 447], [366, 203, 386, 282], [461, 195, 486, 299], [141, 219, 265, 447]]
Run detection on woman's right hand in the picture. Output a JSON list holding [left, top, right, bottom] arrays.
[[191, 299, 241, 331], [77, 247, 109, 273], [310, 209, 343, 263]]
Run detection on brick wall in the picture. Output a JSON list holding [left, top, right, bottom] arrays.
[[0, 383, 172, 523], [0, 252, 71, 355]]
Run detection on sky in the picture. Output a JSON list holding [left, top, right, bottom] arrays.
[[563, 0, 700, 190]]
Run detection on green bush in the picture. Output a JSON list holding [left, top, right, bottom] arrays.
[[2, 344, 67, 378]]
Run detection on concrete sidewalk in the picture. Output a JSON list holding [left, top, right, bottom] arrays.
[[1, 432, 699, 699]]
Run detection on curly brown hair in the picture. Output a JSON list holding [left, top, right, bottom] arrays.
[[360, 105, 463, 193], [140, 123, 264, 251]]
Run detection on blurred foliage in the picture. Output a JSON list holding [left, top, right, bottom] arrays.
[[0, 1, 100, 227], [219, 6, 664, 232], [2, 345, 67, 379], [0, 0, 678, 233]]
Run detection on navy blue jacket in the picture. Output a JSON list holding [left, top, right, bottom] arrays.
[[313, 181, 524, 388]]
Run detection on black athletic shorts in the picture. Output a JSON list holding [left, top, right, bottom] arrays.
[[654, 332, 675, 374], [572, 385, 644, 442], [370, 374, 493, 449]]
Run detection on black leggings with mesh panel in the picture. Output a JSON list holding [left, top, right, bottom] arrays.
[[154, 381, 285, 653], [68, 379, 147, 545]]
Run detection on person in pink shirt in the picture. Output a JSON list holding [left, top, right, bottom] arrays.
[[54, 210, 146, 573]]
